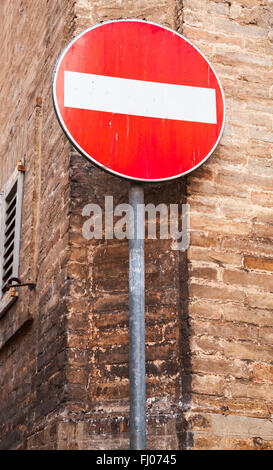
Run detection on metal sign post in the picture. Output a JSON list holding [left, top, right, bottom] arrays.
[[129, 183, 146, 450]]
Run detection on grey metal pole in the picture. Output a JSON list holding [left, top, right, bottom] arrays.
[[129, 182, 146, 450]]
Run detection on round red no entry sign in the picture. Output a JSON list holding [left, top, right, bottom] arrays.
[[53, 20, 225, 182]]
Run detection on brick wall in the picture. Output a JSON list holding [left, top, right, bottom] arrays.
[[184, 0, 273, 450], [0, 0, 272, 450], [0, 0, 74, 449]]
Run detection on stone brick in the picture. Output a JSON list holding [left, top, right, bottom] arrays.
[[193, 433, 222, 450], [190, 214, 250, 236], [244, 255, 273, 272], [189, 300, 222, 320], [223, 268, 273, 293], [252, 364, 273, 384], [221, 339, 273, 363], [189, 283, 245, 303], [214, 16, 268, 38], [259, 327, 273, 346], [191, 355, 250, 380], [191, 395, 271, 420], [221, 304, 273, 328], [190, 318, 258, 342], [253, 223, 273, 239], [223, 436, 273, 451], [189, 266, 218, 282], [251, 191, 273, 208], [210, 413, 273, 439], [188, 246, 243, 267], [190, 335, 223, 356], [190, 231, 220, 248], [246, 292, 273, 310], [229, 382, 273, 401], [191, 374, 225, 396], [222, 236, 272, 258]]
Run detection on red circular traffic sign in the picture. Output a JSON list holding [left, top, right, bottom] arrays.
[[53, 20, 225, 182]]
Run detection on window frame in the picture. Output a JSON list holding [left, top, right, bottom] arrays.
[[0, 162, 24, 318]]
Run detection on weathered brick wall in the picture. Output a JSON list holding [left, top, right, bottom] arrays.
[[63, 153, 186, 449], [0, 0, 74, 449], [0, 0, 272, 450], [184, 0, 273, 450], [58, 0, 188, 451], [61, 0, 273, 450]]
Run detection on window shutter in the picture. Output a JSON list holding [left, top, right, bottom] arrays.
[[0, 162, 24, 315]]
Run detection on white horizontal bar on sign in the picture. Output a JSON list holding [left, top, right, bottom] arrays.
[[64, 71, 217, 124]]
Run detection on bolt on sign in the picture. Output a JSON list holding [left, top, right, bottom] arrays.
[[53, 19, 225, 182]]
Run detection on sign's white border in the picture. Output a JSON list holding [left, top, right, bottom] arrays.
[[52, 19, 226, 183]]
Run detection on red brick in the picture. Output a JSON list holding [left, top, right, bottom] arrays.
[[244, 256, 273, 272]]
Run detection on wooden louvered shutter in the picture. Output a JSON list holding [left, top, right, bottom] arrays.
[[0, 163, 24, 315]]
